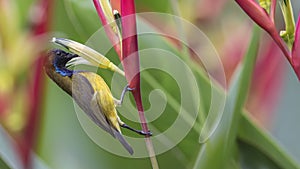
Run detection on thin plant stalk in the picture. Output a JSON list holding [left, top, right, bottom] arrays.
[[121, 0, 159, 168]]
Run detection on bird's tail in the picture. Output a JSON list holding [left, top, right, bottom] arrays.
[[113, 130, 134, 155]]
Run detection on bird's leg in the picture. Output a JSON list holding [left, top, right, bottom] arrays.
[[121, 123, 152, 136], [114, 84, 134, 106], [114, 86, 151, 136]]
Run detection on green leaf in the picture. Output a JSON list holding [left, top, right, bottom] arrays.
[[238, 112, 300, 169], [193, 25, 261, 169]]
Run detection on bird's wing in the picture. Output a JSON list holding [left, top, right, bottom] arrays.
[[72, 73, 112, 134], [72, 73, 133, 154], [90, 91, 115, 136]]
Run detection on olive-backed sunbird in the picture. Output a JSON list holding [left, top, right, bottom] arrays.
[[44, 49, 151, 154]]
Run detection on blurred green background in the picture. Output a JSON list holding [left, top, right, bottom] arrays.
[[1, 0, 300, 169]]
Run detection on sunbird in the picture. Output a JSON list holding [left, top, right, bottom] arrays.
[[44, 49, 151, 154]]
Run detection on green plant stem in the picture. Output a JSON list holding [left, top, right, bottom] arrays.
[[279, 0, 295, 49], [226, 24, 261, 155], [280, 0, 295, 35]]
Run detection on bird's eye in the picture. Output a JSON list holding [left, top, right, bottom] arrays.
[[55, 51, 61, 56]]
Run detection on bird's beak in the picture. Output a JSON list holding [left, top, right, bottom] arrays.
[[52, 37, 124, 76]]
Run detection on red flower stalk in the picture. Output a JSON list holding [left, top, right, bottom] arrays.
[[292, 13, 300, 79], [236, 0, 274, 30], [120, 1, 140, 88], [235, 0, 291, 60], [235, 0, 300, 80], [17, 0, 53, 168], [120, 1, 158, 167], [92, 0, 122, 58]]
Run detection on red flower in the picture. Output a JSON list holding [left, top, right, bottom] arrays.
[[92, 0, 122, 58], [292, 13, 300, 79], [235, 0, 300, 80]]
